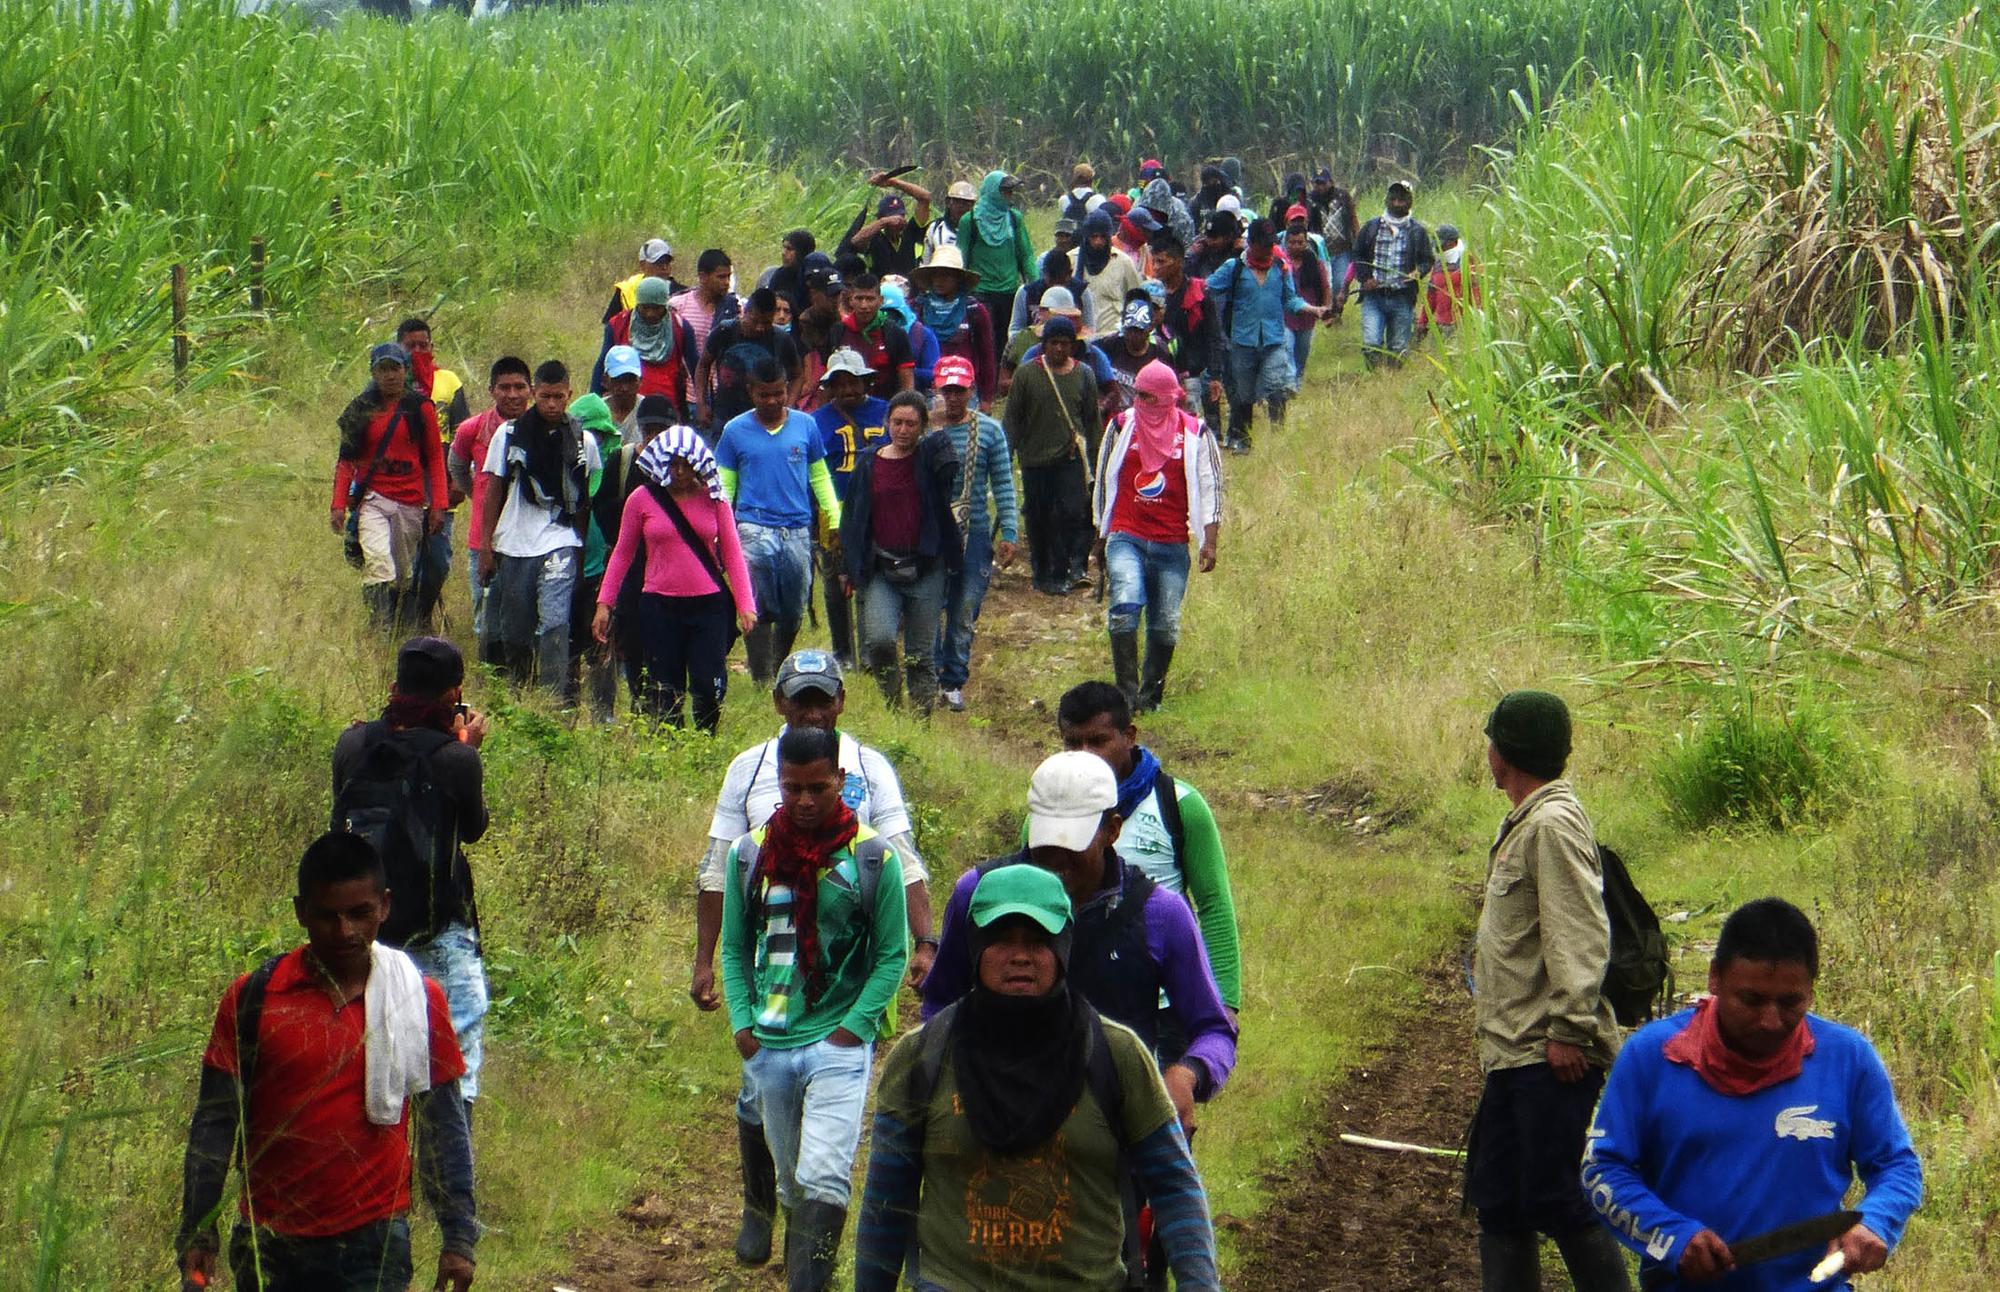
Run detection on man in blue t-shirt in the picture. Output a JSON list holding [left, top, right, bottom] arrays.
[[1583, 898, 1923, 1292], [809, 349, 888, 669], [717, 356, 843, 684]]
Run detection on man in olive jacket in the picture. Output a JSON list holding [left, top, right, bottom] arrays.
[[1468, 690, 1632, 1292]]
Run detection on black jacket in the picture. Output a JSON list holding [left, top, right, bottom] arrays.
[[1352, 217, 1436, 298], [838, 431, 963, 582]]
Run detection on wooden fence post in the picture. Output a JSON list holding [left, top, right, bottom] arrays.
[[171, 264, 189, 389], [250, 236, 266, 313]]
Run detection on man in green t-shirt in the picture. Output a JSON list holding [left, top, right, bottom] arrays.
[[1057, 681, 1240, 1015], [721, 726, 909, 1292], [854, 864, 1219, 1290]]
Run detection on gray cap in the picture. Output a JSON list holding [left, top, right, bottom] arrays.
[[775, 649, 844, 699]]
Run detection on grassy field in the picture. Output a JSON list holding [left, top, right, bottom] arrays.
[[4, 0, 1999, 1287]]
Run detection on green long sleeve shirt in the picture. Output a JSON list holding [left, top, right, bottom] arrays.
[[957, 208, 1036, 296], [721, 824, 910, 1047]]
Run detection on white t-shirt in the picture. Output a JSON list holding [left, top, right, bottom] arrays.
[[699, 728, 925, 892], [481, 422, 603, 559]]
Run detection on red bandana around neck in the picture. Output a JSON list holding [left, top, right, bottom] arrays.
[[1662, 996, 1816, 1096], [410, 350, 439, 396], [1245, 245, 1276, 272], [753, 800, 861, 1002]]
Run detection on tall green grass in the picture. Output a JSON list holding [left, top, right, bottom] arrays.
[[643, 0, 1738, 178], [0, 0, 844, 478], [1420, 0, 2000, 667]]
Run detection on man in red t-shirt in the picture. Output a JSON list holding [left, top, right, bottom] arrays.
[[332, 342, 449, 631], [177, 832, 476, 1291], [830, 273, 917, 400], [1090, 359, 1223, 711], [446, 356, 533, 646]]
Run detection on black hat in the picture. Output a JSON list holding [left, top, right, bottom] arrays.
[[1485, 691, 1572, 780], [396, 636, 464, 696], [636, 394, 677, 428]]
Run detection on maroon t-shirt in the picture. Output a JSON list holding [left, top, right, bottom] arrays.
[[869, 451, 923, 551]]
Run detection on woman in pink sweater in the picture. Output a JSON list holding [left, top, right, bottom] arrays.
[[594, 427, 757, 731]]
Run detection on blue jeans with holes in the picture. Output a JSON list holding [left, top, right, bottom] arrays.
[[1361, 290, 1417, 360], [1105, 533, 1191, 643], [737, 521, 814, 627], [403, 922, 488, 1103], [746, 1037, 874, 1208], [229, 1217, 410, 1291], [933, 529, 994, 690]]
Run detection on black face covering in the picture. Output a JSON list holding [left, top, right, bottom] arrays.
[[951, 915, 1097, 1156]]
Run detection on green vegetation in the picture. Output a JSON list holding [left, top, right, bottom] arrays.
[[4, 0, 1999, 1286]]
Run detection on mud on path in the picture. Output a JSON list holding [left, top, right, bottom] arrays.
[[1232, 967, 1483, 1291]]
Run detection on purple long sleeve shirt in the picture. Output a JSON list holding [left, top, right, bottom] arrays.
[[920, 853, 1239, 1100]]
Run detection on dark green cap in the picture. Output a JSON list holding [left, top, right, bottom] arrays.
[[1485, 690, 1572, 780]]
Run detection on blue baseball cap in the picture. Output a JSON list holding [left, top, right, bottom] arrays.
[[604, 345, 642, 379], [369, 341, 409, 369]]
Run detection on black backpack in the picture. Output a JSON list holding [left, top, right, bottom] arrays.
[[1597, 845, 1672, 1025], [332, 727, 464, 948], [1061, 189, 1097, 225]]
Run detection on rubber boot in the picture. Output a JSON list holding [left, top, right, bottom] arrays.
[[743, 622, 775, 686], [770, 617, 800, 671], [1478, 1229, 1541, 1292], [1137, 633, 1175, 713], [1110, 630, 1141, 709], [1554, 1225, 1634, 1292], [904, 660, 935, 717], [734, 1118, 777, 1265], [1226, 403, 1252, 454], [362, 583, 397, 632], [868, 648, 903, 710], [784, 1199, 846, 1292]]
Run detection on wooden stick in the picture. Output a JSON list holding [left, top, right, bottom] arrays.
[[1338, 1132, 1466, 1159], [250, 236, 266, 313], [171, 263, 188, 389]]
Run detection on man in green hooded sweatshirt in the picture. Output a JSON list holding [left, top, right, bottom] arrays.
[[957, 171, 1037, 373]]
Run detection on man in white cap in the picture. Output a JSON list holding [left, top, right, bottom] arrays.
[[692, 648, 935, 1270], [921, 751, 1237, 1142], [602, 236, 679, 323], [926, 179, 979, 255]]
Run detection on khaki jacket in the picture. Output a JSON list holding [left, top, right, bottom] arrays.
[[1473, 780, 1621, 1073]]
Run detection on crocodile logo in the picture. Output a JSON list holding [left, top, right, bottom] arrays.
[[1775, 1105, 1836, 1141]]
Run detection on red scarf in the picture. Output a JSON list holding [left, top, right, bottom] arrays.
[[843, 310, 886, 338], [410, 350, 439, 397], [753, 800, 861, 1003], [1662, 996, 1816, 1096], [1245, 244, 1276, 272]]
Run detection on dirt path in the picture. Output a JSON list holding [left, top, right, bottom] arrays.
[[1233, 967, 1483, 1290]]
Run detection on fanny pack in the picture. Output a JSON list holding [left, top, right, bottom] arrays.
[[871, 544, 921, 585]]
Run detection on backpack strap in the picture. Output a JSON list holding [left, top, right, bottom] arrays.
[[229, 953, 286, 1155], [647, 481, 734, 601], [853, 834, 888, 922], [1151, 771, 1188, 879]]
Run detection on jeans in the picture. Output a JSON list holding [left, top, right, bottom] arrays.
[[737, 521, 814, 626], [1289, 325, 1315, 381], [636, 591, 734, 731], [414, 511, 452, 624], [856, 564, 948, 709], [403, 922, 488, 1103], [486, 548, 578, 696], [1325, 251, 1353, 311], [465, 547, 488, 640], [1105, 534, 1191, 642], [228, 1217, 411, 1292], [1361, 290, 1417, 361], [1020, 458, 1092, 589], [934, 529, 994, 689], [746, 1037, 874, 1209]]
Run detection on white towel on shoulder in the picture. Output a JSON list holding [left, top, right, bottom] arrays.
[[364, 942, 434, 1126]]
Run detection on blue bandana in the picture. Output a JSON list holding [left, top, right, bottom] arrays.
[[1114, 745, 1163, 820]]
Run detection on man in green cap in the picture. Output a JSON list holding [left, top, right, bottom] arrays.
[[1467, 690, 1632, 1292]]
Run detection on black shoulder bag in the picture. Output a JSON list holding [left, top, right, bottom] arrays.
[[646, 482, 743, 644]]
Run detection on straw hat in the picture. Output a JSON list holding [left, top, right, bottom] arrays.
[[910, 243, 982, 294]]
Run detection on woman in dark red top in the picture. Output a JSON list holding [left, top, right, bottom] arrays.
[[837, 392, 962, 713]]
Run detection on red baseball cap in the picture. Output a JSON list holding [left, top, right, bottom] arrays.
[[934, 355, 977, 390], [1286, 204, 1310, 224]]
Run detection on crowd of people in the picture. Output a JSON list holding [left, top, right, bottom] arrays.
[[330, 159, 1478, 722], [175, 160, 1926, 1292]]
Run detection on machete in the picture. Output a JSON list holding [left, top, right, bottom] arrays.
[[1637, 1210, 1860, 1290]]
